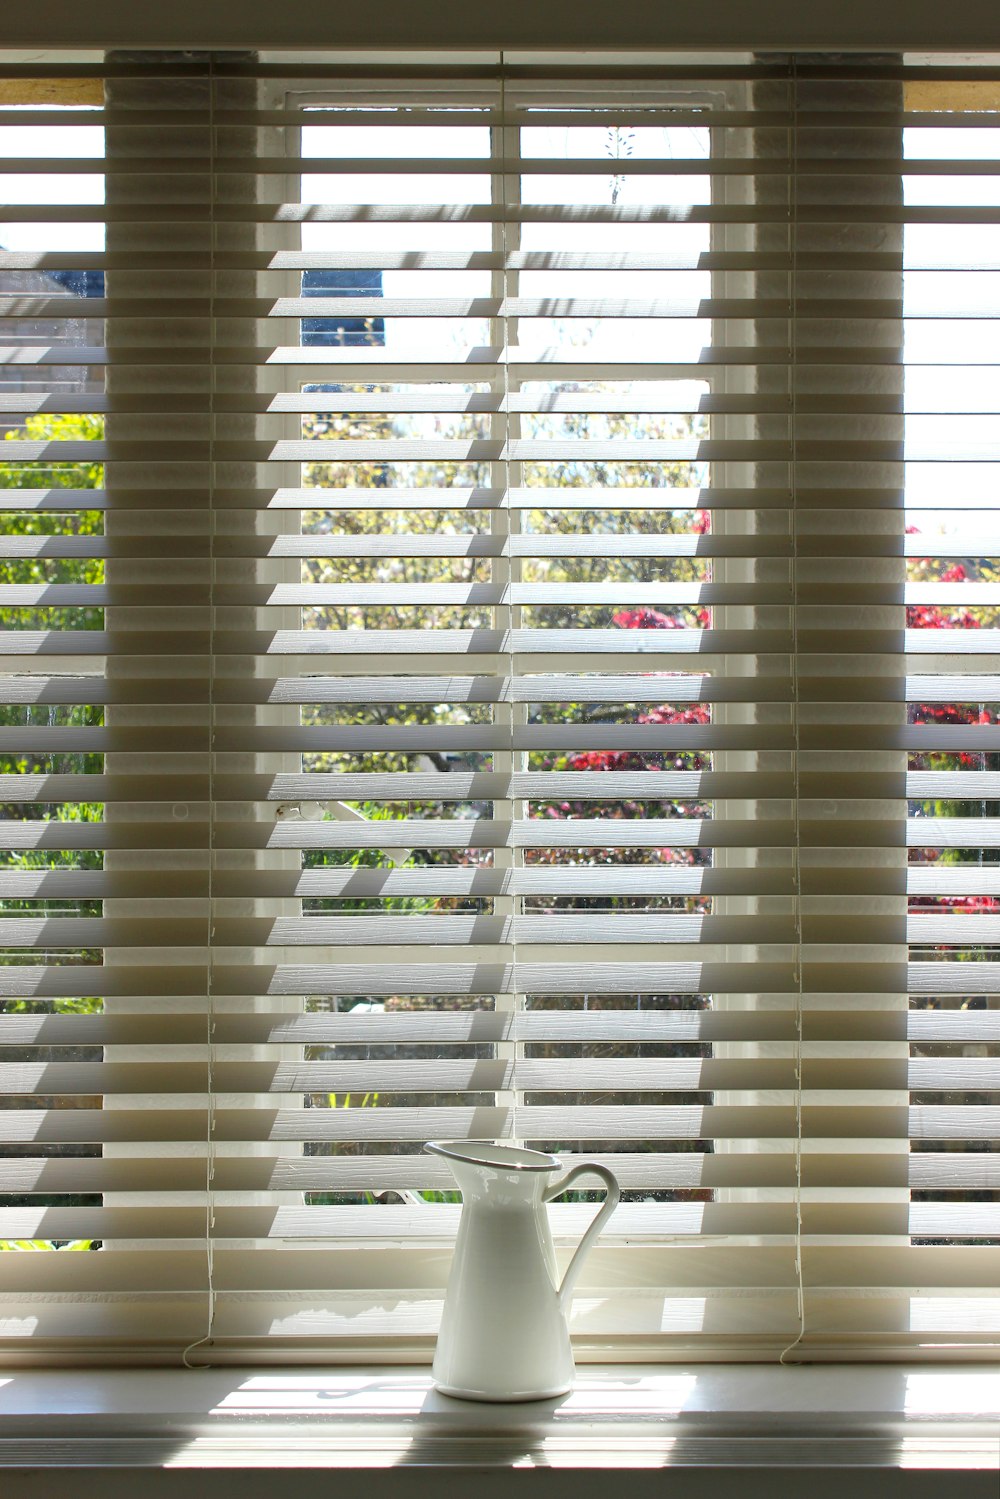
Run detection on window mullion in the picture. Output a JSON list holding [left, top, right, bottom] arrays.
[[490, 106, 525, 1145]]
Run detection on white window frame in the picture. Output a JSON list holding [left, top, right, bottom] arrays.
[[222, 68, 811, 1362]]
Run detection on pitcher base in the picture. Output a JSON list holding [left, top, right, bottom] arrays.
[[434, 1379, 572, 1403]]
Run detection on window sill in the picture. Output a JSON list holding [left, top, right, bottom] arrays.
[[0, 1365, 997, 1496]]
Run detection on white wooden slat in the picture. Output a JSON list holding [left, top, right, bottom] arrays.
[[908, 1206, 1000, 1237], [226, 647, 960, 678], [908, 1011, 1000, 1041], [0, 1056, 811, 1096], [0, 865, 795, 899], [212, 673, 791, 706], [231, 152, 1000, 178], [0, 1201, 806, 1244], [206, 581, 795, 607], [147, 1103, 959, 1146], [10, 861, 1000, 900], [908, 1060, 1000, 1089], [0, 1104, 777, 1155], [256, 437, 785, 463], [907, 772, 1000, 797], [204, 913, 794, 949], [195, 1201, 982, 1241], [20, 198, 1000, 230], [0, 820, 209, 851], [0, 1062, 208, 1096], [213, 1152, 783, 1193], [3, 1008, 997, 1047], [214, 532, 782, 560], [0, 723, 791, 755], [27, 198, 1000, 228], [217, 957, 1000, 998], [0, 1150, 995, 1197], [909, 868, 1000, 896], [0, 1158, 208, 1193], [211, 1104, 793, 1144], [909, 963, 1000, 995], [223, 1057, 976, 1093], [908, 1154, 1000, 1188], [211, 628, 790, 656], [908, 818, 1000, 848], [211, 769, 794, 802], [6, 241, 1000, 268], [0, 959, 802, 1001], [157, 912, 986, 950], [908, 915, 1000, 942], [910, 1106, 1000, 1140], [212, 486, 755, 512], [0, 773, 207, 803], [230, 817, 795, 851], [3, 483, 986, 517], [231, 1010, 999, 1045], [201, 437, 1000, 464], [208, 724, 793, 753], [0, 917, 207, 949], [210, 961, 797, 998]]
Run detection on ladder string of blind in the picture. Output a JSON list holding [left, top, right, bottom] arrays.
[[183, 50, 219, 1369], [779, 54, 805, 1367]]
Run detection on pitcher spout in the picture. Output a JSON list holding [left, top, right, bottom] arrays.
[[424, 1140, 559, 1204]]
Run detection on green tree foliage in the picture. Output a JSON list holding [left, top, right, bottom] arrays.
[[0, 412, 105, 957], [0, 411, 104, 632], [0, 414, 106, 1244]]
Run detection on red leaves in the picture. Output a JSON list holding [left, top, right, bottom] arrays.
[[906, 602, 980, 630], [612, 605, 711, 631], [636, 703, 710, 727], [612, 607, 682, 631], [567, 749, 630, 771], [565, 705, 711, 775], [911, 701, 994, 726], [910, 892, 998, 913]]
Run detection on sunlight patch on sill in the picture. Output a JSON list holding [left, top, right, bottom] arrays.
[[904, 1369, 1000, 1415]]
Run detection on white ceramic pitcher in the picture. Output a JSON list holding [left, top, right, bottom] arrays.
[[425, 1140, 620, 1402]]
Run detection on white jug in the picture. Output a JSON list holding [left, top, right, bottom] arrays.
[[425, 1140, 620, 1402]]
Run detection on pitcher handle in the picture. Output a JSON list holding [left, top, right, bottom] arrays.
[[543, 1162, 621, 1310]]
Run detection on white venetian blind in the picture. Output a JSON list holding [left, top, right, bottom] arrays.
[[0, 51, 997, 1363]]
